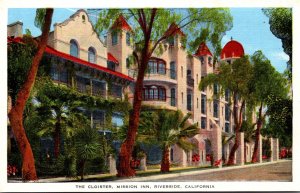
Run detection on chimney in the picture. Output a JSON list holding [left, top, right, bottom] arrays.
[[7, 21, 23, 37]]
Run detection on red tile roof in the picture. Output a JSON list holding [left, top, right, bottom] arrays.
[[7, 37, 133, 82], [164, 23, 185, 37], [45, 46, 133, 81], [111, 15, 132, 32], [194, 42, 213, 57], [107, 53, 119, 64], [221, 40, 244, 59]]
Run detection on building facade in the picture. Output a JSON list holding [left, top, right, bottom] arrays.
[[8, 9, 280, 167]]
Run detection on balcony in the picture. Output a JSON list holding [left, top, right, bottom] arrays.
[[187, 76, 194, 87], [128, 69, 177, 84], [142, 96, 177, 111]]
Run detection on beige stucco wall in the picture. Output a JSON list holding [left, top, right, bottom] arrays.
[[49, 10, 107, 67]]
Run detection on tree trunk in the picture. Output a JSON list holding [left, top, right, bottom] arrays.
[[227, 93, 245, 166], [79, 160, 86, 181], [54, 118, 61, 158], [251, 103, 263, 163], [117, 53, 150, 177], [7, 9, 53, 181], [160, 146, 170, 173]]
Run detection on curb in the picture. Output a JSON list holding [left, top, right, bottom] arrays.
[[114, 159, 292, 182]]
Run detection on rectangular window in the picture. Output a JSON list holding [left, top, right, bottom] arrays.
[[187, 93, 192, 111], [92, 81, 106, 97], [201, 117, 206, 129], [126, 32, 130, 46], [225, 122, 230, 133], [225, 104, 230, 121], [76, 76, 90, 94], [170, 62, 176, 79], [112, 112, 124, 128], [201, 94, 206, 114], [170, 88, 176, 106], [112, 32, 118, 45], [213, 99, 219, 118], [93, 110, 105, 129], [111, 83, 122, 99], [181, 92, 183, 104], [213, 83, 218, 96], [181, 66, 183, 78], [107, 61, 116, 71], [225, 89, 230, 101]]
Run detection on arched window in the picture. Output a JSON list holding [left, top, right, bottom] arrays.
[[70, 39, 79, 57], [148, 58, 166, 74], [88, 47, 96, 63], [142, 85, 166, 101]]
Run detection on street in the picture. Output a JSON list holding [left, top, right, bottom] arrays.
[[150, 160, 292, 181]]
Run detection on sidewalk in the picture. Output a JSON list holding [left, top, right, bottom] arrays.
[[8, 159, 291, 183]]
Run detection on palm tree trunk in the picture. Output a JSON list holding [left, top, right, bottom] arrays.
[[7, 9, 53, 181], [80, 160, 86, 181], [252, 103, 263, 163], [54, 118, 61, 158], [160, 146, 170, 173]]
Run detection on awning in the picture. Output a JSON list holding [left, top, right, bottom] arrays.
[[107, 53, 119, 64]]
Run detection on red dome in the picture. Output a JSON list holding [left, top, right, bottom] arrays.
[[221, 40, 244, 59]]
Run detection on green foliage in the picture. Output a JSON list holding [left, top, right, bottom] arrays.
[[263, 8, 292, 80], [199, 56, 253, 101], [8, 35, 37, 105], [249, 50, 288, 107], [138, 109, 199, 151], [34, 9, 46, 30], [95, 8, 232, 58], [75, 127, 101, 161], [263, 95, 292, 147]]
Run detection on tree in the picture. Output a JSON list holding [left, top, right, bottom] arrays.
[[35, 80, 87, 158], [74, 127, 100, 180], [249, 51, 288, 162], [199, 56, 253, 165], [7, 8, 53, 181], [263, 8, 292, 80], [95, 8, 233, 176], [262, 95, 292, 148], [139, 110, 199, 172]]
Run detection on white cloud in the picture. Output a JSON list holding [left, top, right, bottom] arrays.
[[272, 51, 289, 61]]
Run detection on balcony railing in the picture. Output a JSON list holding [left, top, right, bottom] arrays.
[[128, 69, 177, 80], [187, 76, 194, 87]]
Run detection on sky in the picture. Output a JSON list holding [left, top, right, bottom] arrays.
[[7, 8, 289, 73]]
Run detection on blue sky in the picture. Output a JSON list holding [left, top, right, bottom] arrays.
[[7, 8, 289, 73]]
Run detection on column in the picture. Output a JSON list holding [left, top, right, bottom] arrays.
[[236, 132, 244, 165], [109, 154, 117, 175], [211, 120, 222, 168], [140, 156, 147, 171], [269, 138, 274, 162], [173, 144, 187, 167], [273, 138, 279, 161], [257, 134, 263, 163]]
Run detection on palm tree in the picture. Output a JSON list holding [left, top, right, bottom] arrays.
[[139, 110, 199, 173], [74, 127, 100, 180], [35, 81, 87, 158]]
